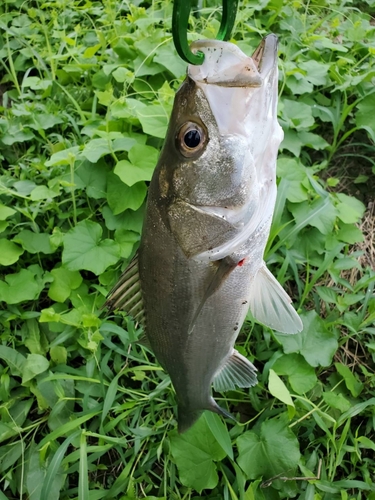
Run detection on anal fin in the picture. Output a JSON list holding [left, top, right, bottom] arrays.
[[248, 263, 303, 334], [213, 350, 258, 392]]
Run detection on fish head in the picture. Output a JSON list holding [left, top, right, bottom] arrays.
[[154, 35, 283, 258]]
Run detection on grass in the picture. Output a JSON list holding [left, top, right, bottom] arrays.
[[0, 0, 374, 499]]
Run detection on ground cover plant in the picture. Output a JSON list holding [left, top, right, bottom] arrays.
[[0, 0, 374, 498]]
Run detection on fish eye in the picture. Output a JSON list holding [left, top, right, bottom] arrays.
[[177, 121, 207, 158]]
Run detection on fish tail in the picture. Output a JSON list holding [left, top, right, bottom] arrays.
[[177, 406, 203, 434], [208, 397, 237, 423], [177, 398, 236, 433]]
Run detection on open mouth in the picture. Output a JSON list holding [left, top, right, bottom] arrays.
[[189, 34, 278, 87], [252, 34, 278, 76]]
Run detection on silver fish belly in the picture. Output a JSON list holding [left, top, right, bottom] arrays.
[[106, 34, 302, 433]]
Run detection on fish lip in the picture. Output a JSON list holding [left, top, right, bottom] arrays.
[[189, 34, 278, 87], [252, 34, 278, 76]]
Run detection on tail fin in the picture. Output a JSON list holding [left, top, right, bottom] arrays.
[[177, 406, 203, 433], [177, 399, 236, 433], [208, 397, 237, 423]]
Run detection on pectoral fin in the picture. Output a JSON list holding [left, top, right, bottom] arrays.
[[188, 257, 236, 334], [213, 349, 258, 392], [168, 201, 238, 258], [248, 264, 303, 334]]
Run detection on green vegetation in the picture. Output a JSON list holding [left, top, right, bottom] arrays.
[[0, 0, 374, 498]]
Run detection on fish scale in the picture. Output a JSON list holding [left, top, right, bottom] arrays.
[[106, 34, 303, 433]]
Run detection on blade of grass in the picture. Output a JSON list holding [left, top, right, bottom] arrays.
[[40, 430, 80, 500], [78, 431, 90, 500]]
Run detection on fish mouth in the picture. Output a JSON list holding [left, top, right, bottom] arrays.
[[188, 34, 278, 87], [251, 34, 278, 77]]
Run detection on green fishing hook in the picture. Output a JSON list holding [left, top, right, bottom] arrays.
[[172, 0, 239, 65]]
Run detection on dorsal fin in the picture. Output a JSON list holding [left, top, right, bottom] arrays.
[[105, 255, 145, 327], [213, 349, 258, 392]]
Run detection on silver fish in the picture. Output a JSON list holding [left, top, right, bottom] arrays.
[[106, 34, 302, 432]]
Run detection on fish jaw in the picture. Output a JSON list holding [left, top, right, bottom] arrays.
[[174, 35, 284, 261], [188, 34, 282, 140]]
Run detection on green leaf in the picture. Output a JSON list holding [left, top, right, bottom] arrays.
[[204, 411, 234, 460], [285, 73, 313, 95], [112, 135, 141, 151], [237, 416, 300, 480], [75, 160, 108, 199], [273, 354, 317, 394], [111, 97, 146, 120], [83, 43, 101, 58], [297, 131, 329, 150], [107, 172, 147, 214], [30, 186, 59, 200], [0, 269, 42, 304], [40, 430, 81, 500], [337, 223, 364, 244], [0, 203, 16, 220], [48, 267, 83, 302], [50, 346, 68, 365], [336, 193, 365, 224], [280, 129, 304, 156], [355, 93, 375, 141], [315, 286, 338, 304], [101, 372, 121, 426], [102, 205, 144, 233], [337, 398, 375, 426], [335, 363, 364, 397], [357, 436, 375, 452], [81, 138, 112, 163], [78, 432, 90, 500], [39, 409, 102, 447], [114, 144, 158, 186], [114, 229, 140, 259], [268, 369, 294, 407], [281, 99, 315, 130], [45, 146, 80, 166], [322, 392, 351, 412], [0, 239, 24, 265], [277, 158, 308, 203], [25, 319, 45, 355], [1, 128, 35, 145], [136, 105, 169, 138], [0, 400, 33, 443], [0, 345, 26, 376], [275, 310, 338, 367], [0, 442, 23, 474], [30, 113, 64, 131], [22, 354, 50, 384], [319, 37, 348, 52], [289, 197, 337, 235], [14, 230, 54, 254], [299, 60, 330, 86], [62, 220, 120, 275], [154, 42, 187, 78], [133, 56, 164, 77], [111, 67, 129, 83], [170, 414, 226, 492]]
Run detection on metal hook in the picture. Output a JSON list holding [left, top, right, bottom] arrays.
[[172, 0, 239, 65]]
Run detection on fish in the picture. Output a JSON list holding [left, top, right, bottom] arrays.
[[105, 34, 303, 433]]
